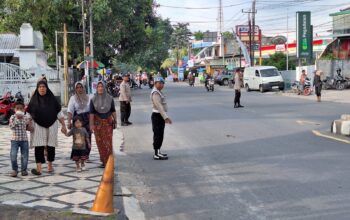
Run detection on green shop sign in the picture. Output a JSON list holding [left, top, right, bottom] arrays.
[[296, 11, 312, 59]]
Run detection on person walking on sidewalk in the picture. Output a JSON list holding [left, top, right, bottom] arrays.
[[27, 80, 67, 175], [66, 115, 91, 172], [9, 101, 31, 177], [234, 69, 244, 108], [90, 81, 117, 168], [119, 74, 132, 126], [67, 81, 92, 161], [314, 70, 323, 102], [151, 77, 172, 160]]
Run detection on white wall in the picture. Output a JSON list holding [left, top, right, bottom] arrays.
[[20, 23, 34, 47], [19, 51, 37, 69]]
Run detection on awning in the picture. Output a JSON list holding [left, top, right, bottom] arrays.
[[77, 60, 105, 69]]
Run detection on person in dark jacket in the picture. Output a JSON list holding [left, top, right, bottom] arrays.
[[313, 70, 323, 102]]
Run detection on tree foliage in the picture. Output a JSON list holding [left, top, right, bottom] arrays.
[[131, 18, 173, 71], [222, 31, 234, 40], [262, 52, 296, 70], [170, 23, 191, 49], [194, 31, 204, 41], [0, 0, 82, 59], [0, 0, 173, 70]]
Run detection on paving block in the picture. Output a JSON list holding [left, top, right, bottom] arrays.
[[332, 119, 350, 136]]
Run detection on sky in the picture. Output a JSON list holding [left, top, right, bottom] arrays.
[[155, 0, 350, 42]]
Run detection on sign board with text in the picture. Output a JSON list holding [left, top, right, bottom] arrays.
[[296, 11, 312, 59], [236, 25, 259, 36], [275, 44, 286, 52]]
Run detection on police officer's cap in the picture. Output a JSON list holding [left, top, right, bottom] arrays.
[[154, 77, 165, 83]]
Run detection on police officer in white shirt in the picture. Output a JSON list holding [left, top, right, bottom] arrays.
[[151, 77, 172, 160]]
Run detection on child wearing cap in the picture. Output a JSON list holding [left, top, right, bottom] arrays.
[[9, 101, 32, 177]]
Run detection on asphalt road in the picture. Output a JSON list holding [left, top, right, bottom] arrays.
[[117, 82, 350, 220]]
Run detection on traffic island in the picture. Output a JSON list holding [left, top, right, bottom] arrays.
[[312, 130, 350, 144], [331, 114, 350, 136]]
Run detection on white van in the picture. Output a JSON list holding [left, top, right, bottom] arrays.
[[243, 66, 284, 92]]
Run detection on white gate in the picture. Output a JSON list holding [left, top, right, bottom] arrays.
[[0, 63, 33, 102]]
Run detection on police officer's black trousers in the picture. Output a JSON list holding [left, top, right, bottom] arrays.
[[234, 90, 241, 106], [120, 101, 131, 123], [152, 113, 165, 150]]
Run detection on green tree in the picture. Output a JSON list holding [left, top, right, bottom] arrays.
[[194, 31, 204, 41], [0, 0, 82, 59], [131, 18, 173, 71], [171, 23, 191, 49], [0, 0, 171, 69], [222, 31, 234, 40], [262, 53, 296, 70]]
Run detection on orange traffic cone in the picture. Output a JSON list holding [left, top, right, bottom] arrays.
[[90, 154, 115, 213]]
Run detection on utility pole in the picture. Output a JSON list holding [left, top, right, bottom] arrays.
[[218, 0, 224, 65], [89, 1, 93, 59], [242, 3, 257, 67], [63, 23, 68, 106], [251, 0, 256, 66], [88, 0, 94, 93], [55, 31, 59, 79], [248, 14, 252, 66], [82, 0, 86, 57], [286, 7, 289, 70]]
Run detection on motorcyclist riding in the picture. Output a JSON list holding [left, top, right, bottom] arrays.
[[204, 73, 211, 91]]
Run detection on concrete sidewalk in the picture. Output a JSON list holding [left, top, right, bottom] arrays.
[[277, 89, 350, 104], [0, 122, 123, 216]]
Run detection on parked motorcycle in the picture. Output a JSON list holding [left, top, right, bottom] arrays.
[[322, 69, 350, 90], [107, 81, 120, 97], [129, 79, 139, 89], [0, 91, 16, 125], [149, 79, 154, 89], [291, 77, 312, 96], [142, 79, 148, 86]]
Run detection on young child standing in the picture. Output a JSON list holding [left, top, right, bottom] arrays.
[[9, 101, 31, 177], [66, 115, 90, 172]]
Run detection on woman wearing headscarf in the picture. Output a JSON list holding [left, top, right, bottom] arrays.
[[67, 81, 92, 159], [90, 81, 117, 168], [27, 80, 67, 175]]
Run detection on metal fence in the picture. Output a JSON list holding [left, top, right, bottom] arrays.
[[280, 70, 296, 90], [0, 63, 33, 101]]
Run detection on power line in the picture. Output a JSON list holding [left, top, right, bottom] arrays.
[[157, 2, 247, 10], [170, 19, 244, 24]]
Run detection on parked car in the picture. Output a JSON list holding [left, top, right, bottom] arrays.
[[215, 71, 233, 86], [244, 66, 284, 93], [215, 68, 244, 86]]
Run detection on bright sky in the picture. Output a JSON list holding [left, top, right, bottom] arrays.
[[156, 0, 350, 42]]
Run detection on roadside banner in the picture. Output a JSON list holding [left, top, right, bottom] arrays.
[[296, 11, 313, 59]]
